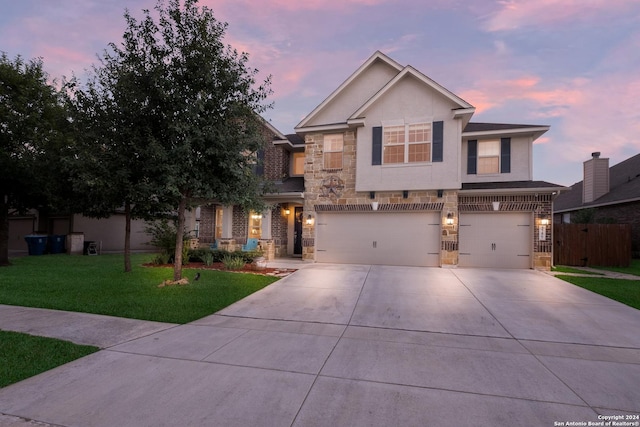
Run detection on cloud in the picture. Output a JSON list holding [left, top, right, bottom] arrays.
[[482, 0, 640, 32]]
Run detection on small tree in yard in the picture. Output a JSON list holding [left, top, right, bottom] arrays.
[[0, 53, 72, 266], [81, 0, 271, 280]]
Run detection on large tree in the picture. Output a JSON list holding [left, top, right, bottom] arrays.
[[66, 58, 175, 273], [0, 53, 71, 266], [77, 0, 271, 279]]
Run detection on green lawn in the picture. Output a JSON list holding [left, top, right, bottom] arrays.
[[593, 259, 640, 276], [555, 274, 640, 310], [0, 253, 278, 324], [0, 330, 98, 388], [552, 265, 603, 275]]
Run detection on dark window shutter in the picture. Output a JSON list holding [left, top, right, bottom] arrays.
[[501, 138, 511, 173], [432, 121, 443, 162], [372, 126, 382, 165], [467, 140, 477, 174]]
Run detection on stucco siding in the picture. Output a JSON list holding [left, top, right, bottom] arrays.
[[303, 59, 400, 127], [355, 75, 462, 191], [462, 135, 532, 183]]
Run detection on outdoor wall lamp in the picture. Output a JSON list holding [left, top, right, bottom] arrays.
[[540, 215, 550, 226], [284, 208, 291, 215], [446, 212, 454, 225], [306, 214, 314, 225]]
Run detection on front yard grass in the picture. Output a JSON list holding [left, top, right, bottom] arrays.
[[0, 330, 98, 388], [556, 275, 640, 310], [0, 253, 278, 324], [552, 265, 603, 275], [593, 259, 640, 277]]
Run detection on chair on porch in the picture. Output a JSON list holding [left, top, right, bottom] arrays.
[[242, 238, 258, 252]]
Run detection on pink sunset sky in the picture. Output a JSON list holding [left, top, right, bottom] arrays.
[[2, 0, 639, 186]]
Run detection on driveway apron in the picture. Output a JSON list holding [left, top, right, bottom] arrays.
[[0, 265, 638, 426]]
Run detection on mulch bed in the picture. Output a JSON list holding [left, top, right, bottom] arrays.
[[143, 262, 297, 278]]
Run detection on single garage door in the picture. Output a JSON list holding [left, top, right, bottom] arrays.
[[315, 212, 440, 266], [459, 212, 532, 269]]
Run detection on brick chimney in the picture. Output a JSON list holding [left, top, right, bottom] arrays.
[[582, 152, 609, 203]]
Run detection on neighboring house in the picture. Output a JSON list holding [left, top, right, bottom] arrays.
[[554, 152, 640, 257], [295, 51, 565, 269], [8, 119, 303, 257]]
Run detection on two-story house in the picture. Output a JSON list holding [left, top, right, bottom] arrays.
[[295, 51, 565, 269]]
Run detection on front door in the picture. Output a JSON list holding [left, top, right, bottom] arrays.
[[294, 206, 303, 255]]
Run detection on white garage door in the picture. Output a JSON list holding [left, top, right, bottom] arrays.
[[315, 212, 440, 267], [459, 212, 532, 269]]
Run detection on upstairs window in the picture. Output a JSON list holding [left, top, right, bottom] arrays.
[[383, 123, 431, 164], [323, 134, 343, 170], [291, 151, 305, 176], [478, 140, 500, 174], [467, 138, 511, 175]]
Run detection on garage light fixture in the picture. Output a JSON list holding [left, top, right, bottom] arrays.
[[306, 214, 314, 225], [284, 208, 291, 215], [446, 212, 454, 225], [540, 215, 550, 226]]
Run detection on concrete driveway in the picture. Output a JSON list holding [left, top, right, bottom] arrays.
[[1, 264, 639, 426]]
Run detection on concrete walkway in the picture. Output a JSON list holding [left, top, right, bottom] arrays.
[[1, 265, 639, 426]]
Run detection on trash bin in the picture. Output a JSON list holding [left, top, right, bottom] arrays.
[[24, 235, 48, 255], [49, 235, 66, 254]]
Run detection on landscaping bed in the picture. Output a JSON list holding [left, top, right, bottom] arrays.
[[143, 261, 297, 278]]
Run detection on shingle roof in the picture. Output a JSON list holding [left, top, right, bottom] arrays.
[[285, 134, 305, 146], [554, 153, 640, 211], [461, 181, 565, 191], [463, 122, 546, 133], [272, 177, 304, 193]]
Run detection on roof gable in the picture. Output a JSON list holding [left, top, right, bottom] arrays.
[[349, 65, 474, 120], [296, 51, 403, 130]]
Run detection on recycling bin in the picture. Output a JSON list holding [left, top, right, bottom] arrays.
[[24, 235, 48, 255], [49, 235, 67, 254]]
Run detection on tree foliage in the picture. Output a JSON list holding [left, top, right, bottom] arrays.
[[0, 53, 71, 266], [70, 0, 271, 278]]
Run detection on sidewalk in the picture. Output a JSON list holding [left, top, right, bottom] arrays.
[[546, 266, 640, 280], [0, 305, 176, 348]]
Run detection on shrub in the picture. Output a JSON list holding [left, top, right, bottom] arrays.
[[222, 254, 245, 270], [201, 251, 214, 266], [146, 219, 192, 264]]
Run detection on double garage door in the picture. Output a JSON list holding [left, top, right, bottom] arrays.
[[459, 212, 532, 269], [316, 212, 441, 267]]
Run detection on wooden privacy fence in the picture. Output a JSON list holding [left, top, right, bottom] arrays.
[[554, 224, 632, 267]]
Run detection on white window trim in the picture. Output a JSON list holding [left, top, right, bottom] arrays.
[[477, 139, 500, 175], [382, 121, 432, 165]]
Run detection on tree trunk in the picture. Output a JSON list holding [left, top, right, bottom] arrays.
[[124, 202, 132, 273], [173, 195, 187, 281], [0, 196, 11, 266]]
